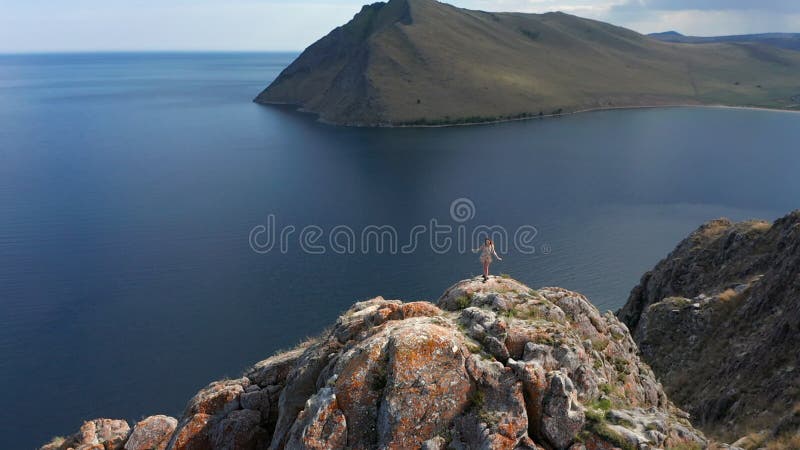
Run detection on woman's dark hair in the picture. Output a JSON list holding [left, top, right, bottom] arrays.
[[485, 238, 493, 245]]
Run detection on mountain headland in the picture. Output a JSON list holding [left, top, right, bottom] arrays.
[[255, 0, 800, 126]]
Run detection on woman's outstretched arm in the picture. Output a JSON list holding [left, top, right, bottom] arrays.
[[492, 245, 502, 260]]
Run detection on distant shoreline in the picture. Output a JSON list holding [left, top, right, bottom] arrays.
[[381, 104, 800, 128], [258, 101, 800, 128]]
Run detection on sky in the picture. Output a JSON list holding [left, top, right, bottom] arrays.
[[1, 0, 799, 52]]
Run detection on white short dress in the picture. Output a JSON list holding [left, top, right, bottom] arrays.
[[478, 244, 499, 264]]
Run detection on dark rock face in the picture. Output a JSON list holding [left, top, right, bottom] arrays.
[[619, 211, 800, 441], [41, 277, 707, 450]]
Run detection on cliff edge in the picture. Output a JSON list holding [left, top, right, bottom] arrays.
[[42, 277, 708, 450], [619, 211, 800, 447]]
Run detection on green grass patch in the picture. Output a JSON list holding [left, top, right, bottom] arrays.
[[533, 334, 556, 346], [454, 295, 471, 309], [664, 296, 692, 307], [465, 341, 482, 354], [590, 398, 612, 411], [584, 412, 636, 450], [612, 357, 631, 374], [469, 389, 485, 410], [591, 336, 610, 351]]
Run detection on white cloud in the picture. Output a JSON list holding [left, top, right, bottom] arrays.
[[618, 10, 800, 35], [0, 0, 798, 52], [460, 0, 621, 14], [454, 0, 800, 35], [621, 0, 800, 13]]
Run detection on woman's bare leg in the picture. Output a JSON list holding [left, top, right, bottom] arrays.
[[483, 261, 490, 278]]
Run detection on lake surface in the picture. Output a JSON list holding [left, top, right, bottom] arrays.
[[1, 52, 799, 449]]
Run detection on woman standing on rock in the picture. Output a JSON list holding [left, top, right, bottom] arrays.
[[474, 238, 502, 282]]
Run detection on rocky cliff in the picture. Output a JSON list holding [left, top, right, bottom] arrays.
[[255, 0, 800, 126], [42, 277, 709, 450], [619, 211, 800, 447]]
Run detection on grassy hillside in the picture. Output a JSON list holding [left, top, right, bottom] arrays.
[[650, 31, 800, 52], [255, 0, 800, 126]]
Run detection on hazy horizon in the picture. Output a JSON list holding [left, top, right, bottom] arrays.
[[2, 0, 799, 53]]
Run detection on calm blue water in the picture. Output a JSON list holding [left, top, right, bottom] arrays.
[[1, 52, 799, 448]]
